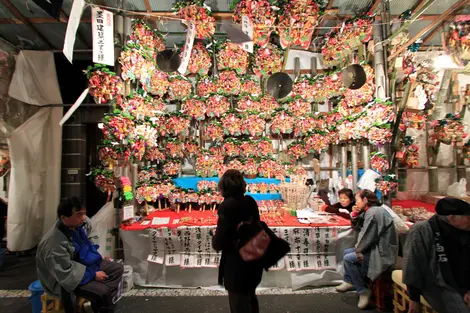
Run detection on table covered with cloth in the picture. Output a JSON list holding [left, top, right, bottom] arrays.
[[121, 210, 356, 290]]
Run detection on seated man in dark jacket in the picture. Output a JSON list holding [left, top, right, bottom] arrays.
[[36, 197, 123, 313]]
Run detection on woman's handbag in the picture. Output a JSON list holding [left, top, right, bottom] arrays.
[[237, 221, 290, 269]]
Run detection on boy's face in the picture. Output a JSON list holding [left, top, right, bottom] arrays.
[[61, 208, 86, 229]]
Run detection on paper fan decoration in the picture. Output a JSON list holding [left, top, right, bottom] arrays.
[[196, 76, 218, 97], [206, 95, 230, 118], [217, 70, 242, 95], [144, 69, 169, 97], [168, 75, 193, 100], [182, 97, 207, 120]]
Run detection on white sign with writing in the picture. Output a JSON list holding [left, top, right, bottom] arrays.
[[241, 15, 254, 53], [177, 22, 196, 75], [122, 205, 134, 221], [92, 7, 114, 66], [147, 228, 165, 264]]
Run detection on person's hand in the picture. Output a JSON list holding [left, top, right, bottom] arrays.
[[408, 301, 421, 313], [464, 291, 470, 307], [352, 205, 360, 213], [95, 271, 108, 282], [355, 251, 364, 264]]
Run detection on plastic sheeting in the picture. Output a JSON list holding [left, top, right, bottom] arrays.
[[7, 107, 62, 251], [120, 227, 356, 290], [8, 51, 63, 106]]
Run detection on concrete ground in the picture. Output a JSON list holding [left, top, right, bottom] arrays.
[[0, 252, 379, 313]]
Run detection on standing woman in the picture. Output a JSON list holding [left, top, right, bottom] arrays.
[[212, 169, 263, 313], [336, 189, 398, 309]]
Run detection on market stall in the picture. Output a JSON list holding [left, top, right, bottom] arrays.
[[64, 0, 470, 290]]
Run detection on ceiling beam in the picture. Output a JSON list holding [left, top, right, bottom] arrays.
[[388, 0, 469, 60], [0, 0, 54, 49]]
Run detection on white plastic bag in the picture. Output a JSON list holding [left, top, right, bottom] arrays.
[[90, 201, 116, 258], [447, 178, 467, 198], [357, 169, 381, 191]]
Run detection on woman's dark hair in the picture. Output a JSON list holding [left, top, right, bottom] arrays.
[[57, 197, 83, 218], [218, 169, 247, 198], [356, 189, 381, 207], [338, 188, 354, 201]]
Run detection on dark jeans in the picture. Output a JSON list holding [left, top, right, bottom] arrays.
[[343, 248, 370, 294], [62, 259, 124, 313], [228, 292, 259, 313]]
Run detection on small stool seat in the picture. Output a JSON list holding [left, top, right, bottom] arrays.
[[391, 270, 437, 313], [41, 293, 87, 313]]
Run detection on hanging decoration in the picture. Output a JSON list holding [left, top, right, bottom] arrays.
[[130, 19, 166, 55], [278, 0, 322, 49], [430, 113, 468, 145], [91, 168, 116, 194], [232, 0, 278, 47], [86, 64, 123, 104], [253, 45, 284, 77], [396, 136, 420, 168], [216, 40, 250, 74], [179, 42, 212, 76], [376, 174, 398, 196], [370, 152, 389, 173], [444, 16, 470, 66], [172, 0, 216, 39]]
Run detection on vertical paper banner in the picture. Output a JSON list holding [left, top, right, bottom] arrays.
[[241, 15, 254, 53], [177, 22, 196, 75], [163, 227, 181, 266], [147, 228, 165, 264], [92, 7, 115, 66], [299, 228, 315, 270], [180, 227, 195, 268], [63, 0, 85, 64], [59, 88, 89, 126]]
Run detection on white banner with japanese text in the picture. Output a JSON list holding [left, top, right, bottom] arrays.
[[92, 7, 114, 66]]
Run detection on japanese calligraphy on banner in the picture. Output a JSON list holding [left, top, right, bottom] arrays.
[[92, 7, 114, 66], [147, 228, 165, 264], [241, 15, 254, 53], [163, 227, 180, 266], [177, 226, 220, 268], [284, 227, 337, 271], [177, 22, 196, 75]]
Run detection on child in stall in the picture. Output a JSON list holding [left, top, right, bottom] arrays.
[[325, 188, 355, 220]]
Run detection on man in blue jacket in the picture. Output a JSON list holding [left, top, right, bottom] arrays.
[[36, 197, 123, 313]]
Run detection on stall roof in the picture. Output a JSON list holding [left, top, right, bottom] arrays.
[[0, 0, 468, 53]]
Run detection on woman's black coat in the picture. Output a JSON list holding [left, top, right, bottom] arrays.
[[212, 194, 263, 294]]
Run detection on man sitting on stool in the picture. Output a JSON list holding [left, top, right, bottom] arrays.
[[403, 197, 470, 313], [36, 197, 123, 313]]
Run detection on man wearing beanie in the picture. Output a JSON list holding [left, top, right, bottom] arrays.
[[403, 197, 470, 313]]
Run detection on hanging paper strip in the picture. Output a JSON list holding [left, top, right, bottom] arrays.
[[178, 22, 197, 75], [241, 15, 254, 53], [63, 0, 85, 64], [92, 7, 115, 66], [268, 227, 285, 270]]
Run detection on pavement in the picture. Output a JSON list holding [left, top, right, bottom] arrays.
[[0, 252, 378, 313]]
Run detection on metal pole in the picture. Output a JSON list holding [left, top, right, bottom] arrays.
[[362, 144, 370, 170], [373, 19, 386, 100], [341, 146, 347, 183], [351, 144, 358, 191]]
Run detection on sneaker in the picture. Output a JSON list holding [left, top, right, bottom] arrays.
[[335, 282, 355, 292], [357, 289, 372, 310], [82, 301, 93, 313]]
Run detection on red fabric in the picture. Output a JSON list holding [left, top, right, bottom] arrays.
[[121, 209, 351, 231], [391, 200, 435, 213]]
